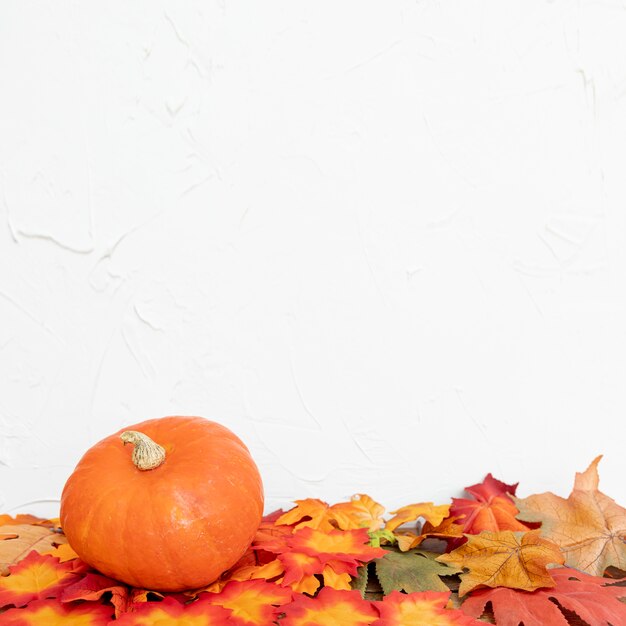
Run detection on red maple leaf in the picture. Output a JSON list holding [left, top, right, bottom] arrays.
[[61, 572, 130, 617], [460, 567, 626, 625], [450, 473, 532, 535]]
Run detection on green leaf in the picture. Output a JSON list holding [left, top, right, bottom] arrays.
[[368, 529, 396, 548], [351, 564, 369, 598], [374, 550, 462, 595]]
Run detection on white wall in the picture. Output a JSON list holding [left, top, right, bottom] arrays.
[[0, 1, 624, 518]]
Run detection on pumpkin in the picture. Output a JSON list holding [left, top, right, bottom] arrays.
[[60, 416, 264, 591]]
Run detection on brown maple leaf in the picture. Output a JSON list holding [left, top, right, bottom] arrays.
[[514, 455, 626, 576], [0, 524, 68, 575], [437, 529, 565, 596]]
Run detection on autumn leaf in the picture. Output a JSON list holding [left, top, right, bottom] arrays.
[[276, 499, 338, 532], [281, 587, 377, 626], [287, 527, 386, 564], [0, 524, 68, 575], [437, 530, 565, 596], [61, 572, 130, 617], [385, 503, 450, 533], [0, 551, 86, 608], [41, 542, 80, 563], [460, 567, 626, 626], [514, 455, 626, 576], [375, 550, 462, 594], [114, 596, 232, 625], [373, 590, 484, 626], [450, 473, 530, 535], [201, 579, 292, 625], [331, 495, 386, 532], [0, 598, 113, 625]]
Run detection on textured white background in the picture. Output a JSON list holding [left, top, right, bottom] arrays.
[[0, 1, 625, 518]]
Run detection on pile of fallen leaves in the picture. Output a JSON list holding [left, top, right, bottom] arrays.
[[0, 456, 624, 625]]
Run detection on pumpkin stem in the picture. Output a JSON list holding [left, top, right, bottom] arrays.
[[120, 431, 166, 471]]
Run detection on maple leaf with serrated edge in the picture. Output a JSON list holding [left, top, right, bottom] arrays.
[[385, 503, 450, 533], [276, 499, 338, 532], [331, 494, 386, 532], [437, 529, 565, 596], [114, 595, 232, 625], [0, 598, 113, 625], [0, 551, 86, 608], [287, 527, 387, 564], [41, 542, 79, 563], [60, 572, 130, 617], [460, 567, 626, 626], [451, 473, 531, 535], [281, 587, 378, 626], [373, 590, 484, 626], [375, 550, 462, 594], [514, 455, 626, 576], [200, 579, 292, 625], [0, 524, 70, 575]]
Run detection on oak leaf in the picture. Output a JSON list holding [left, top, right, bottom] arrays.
[[514, 455, 626, 576], [451, 474, 530, 535], [460, 567, 626, 626], [437, 530, 565, 596], [0, 524, 68, 575], [375, 550, 462, 594], [281, 587, 377, 626], [114, 596, 232, 625], [0, 598, 112, 625], [201, 579, 292, 625], [0, 551, 85, 608], [373, 590, 484, 626]]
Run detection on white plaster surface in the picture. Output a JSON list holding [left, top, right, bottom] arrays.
[[0, 1, 624, 518]]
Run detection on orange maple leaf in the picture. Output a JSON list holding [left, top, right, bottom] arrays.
[[42, 542, 80, 563], [0, 524, 69, 575], [385, 503, 451, 551], [514, 455, 626, 576], [114, 596, 232, 625], [201, 579, 292, 625], [281, 587, 378, 626], [0, 598, 112, 625], [437, 529, 565, 596], [276, 499, 338, 532], [385, 503, 450, 533], [0, 551, 86, 608], [330, 494, 386, 532], [373, 590, 483, 626], [287, 527, 386, 564]]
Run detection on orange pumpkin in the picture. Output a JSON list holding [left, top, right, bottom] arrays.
[[60, 416, 264, 591]]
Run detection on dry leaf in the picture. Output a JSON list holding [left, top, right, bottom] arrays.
[[0, 524, 67, 575], [437, 530, 565, 596], [514, 455, 626, 576]]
